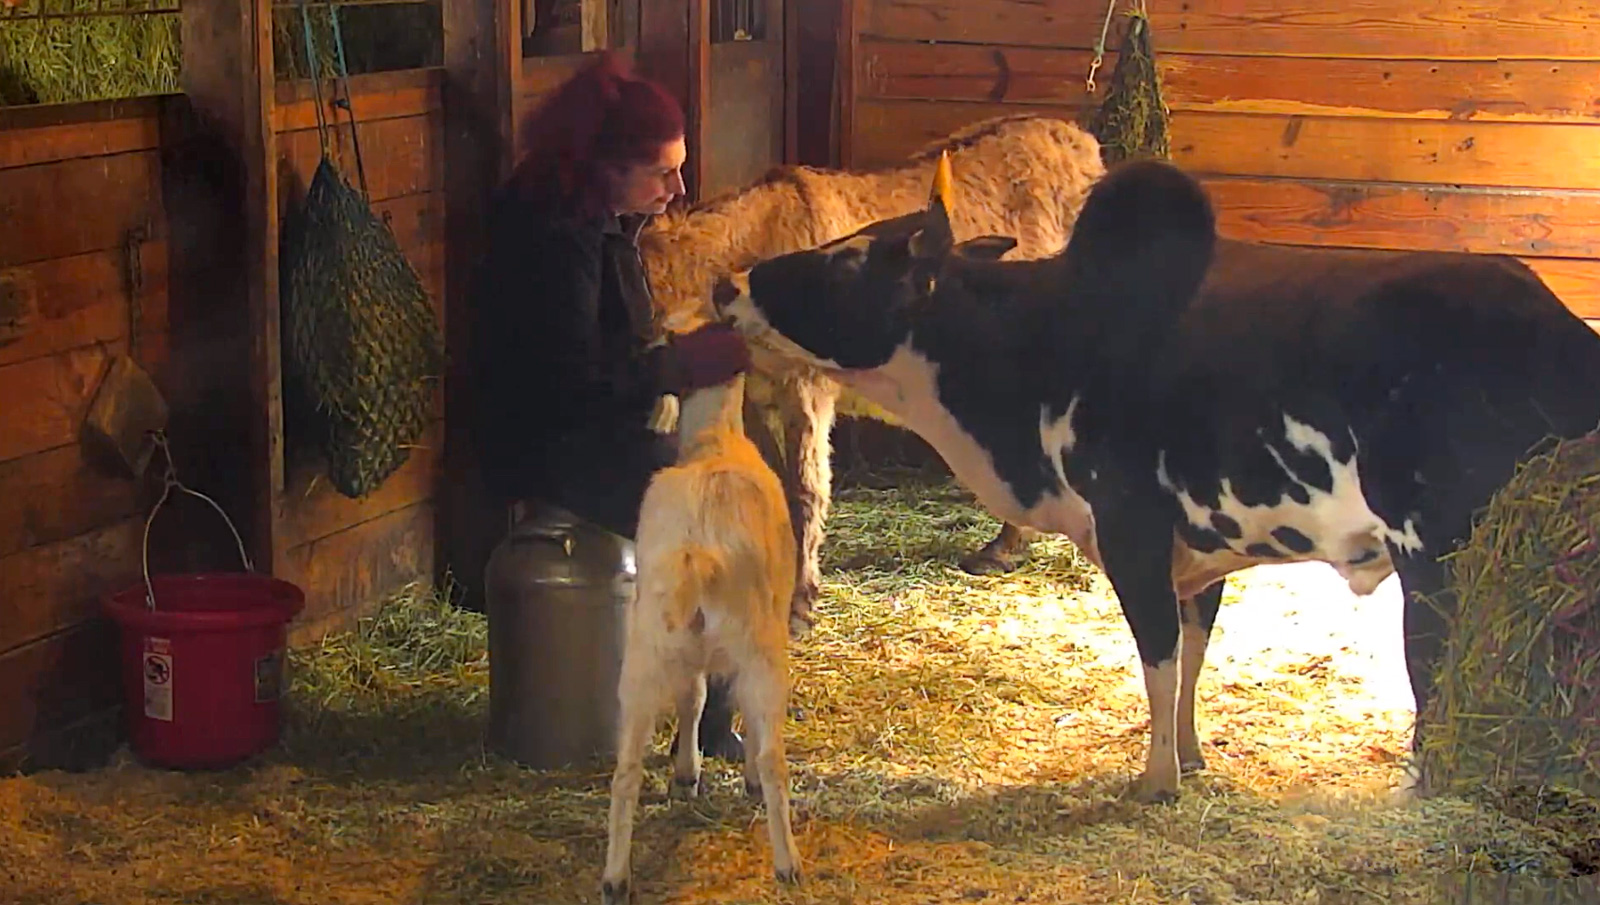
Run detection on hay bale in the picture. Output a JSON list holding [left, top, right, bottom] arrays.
[[1419, 428, 1600, 799]]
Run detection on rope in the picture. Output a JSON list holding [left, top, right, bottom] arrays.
[[326, 0, 372, 201], [1086, 0, 1119, 95], [296, 0, 331, 157], [142, 430, 254, 611]]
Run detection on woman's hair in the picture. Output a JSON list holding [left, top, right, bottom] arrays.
[[510, 51, 685, 216]]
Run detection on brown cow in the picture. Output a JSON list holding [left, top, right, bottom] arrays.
[[638, 113, 1106, 635]]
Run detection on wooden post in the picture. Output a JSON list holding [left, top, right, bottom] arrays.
[[637, 0, 708, 202], [441, 0, 522, 607], [170, 0, 281, 574]]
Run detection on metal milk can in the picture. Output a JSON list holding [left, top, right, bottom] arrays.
[[484, 500, 636, 770]]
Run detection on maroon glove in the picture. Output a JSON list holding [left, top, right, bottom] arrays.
[[659, 321, 752, 395]]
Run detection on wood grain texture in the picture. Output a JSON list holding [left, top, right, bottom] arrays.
[[271, 68, 442, 133], [0, 620, 120, 761], [278, 111, 444, 204], [851, 99, 1600, 191], [859, 40, 1600, 123], [0, 113, 163, 171], [0, 341, 120, 465], [0, 446, 150, 559], [280, 501, 435, 640], [859, 0, 1600, 60], [1524, 257, 1600, 317], [1206, 177, 1600, 260], [281, 420, 443, 551], [0, 151, 163, 269], [0, 517, 142, 654], [0, 241, 170, 370]]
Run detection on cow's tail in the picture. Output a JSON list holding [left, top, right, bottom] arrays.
[[1057, 158, 1216, 372], [664, 545, 727, 633]]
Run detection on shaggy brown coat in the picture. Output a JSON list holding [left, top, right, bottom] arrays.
[[638, 114, 1106, 630]]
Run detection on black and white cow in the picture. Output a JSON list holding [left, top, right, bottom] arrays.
[[711, 157, 1600, 803]]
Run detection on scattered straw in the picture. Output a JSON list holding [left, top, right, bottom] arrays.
[[0, 0, 180, 106], [1, 468, 1596, 903], [1420, 428, 1600, 802]]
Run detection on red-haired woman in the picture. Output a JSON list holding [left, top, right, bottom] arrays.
[[467, 52, 750, 763]]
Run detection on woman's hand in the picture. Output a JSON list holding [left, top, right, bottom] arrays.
[[659, 321, 752, 394]]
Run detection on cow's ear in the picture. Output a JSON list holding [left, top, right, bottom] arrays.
[[953, 235, 1018, 261]]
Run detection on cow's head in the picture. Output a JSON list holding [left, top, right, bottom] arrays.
[[712, 151, 1017, 373]]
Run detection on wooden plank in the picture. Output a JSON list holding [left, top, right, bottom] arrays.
[[0, 620, 121, 762], [277, 112, 442, 204], [0, 342, 118, 465], [271, 67, 442, 131], [375, 192, 446, 309], [859, 40, 1600, 124], [858, 0, 1600, 60], [1205, 177, 1600, 261], [515, 51, 593, 110], [850, 100, 1600, 191], [1525, 257, 1600, 318], [0, 151, 163, 269], [0, 114, 163, 171], [281, 418, 442, 550], [0, 240, 170, 370], [0, 518, 143, 655], [279, 501, 435, 639], [0, 445, 149, 560]]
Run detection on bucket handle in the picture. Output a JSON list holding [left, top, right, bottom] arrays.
[[142, 430, 255, 611]]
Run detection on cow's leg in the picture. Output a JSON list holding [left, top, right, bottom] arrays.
[[778, 375, 838, 639], [1392, 548, 1452, 794], [602, 626, 675, 905], [1097, 505, 1184, 804], [1177, 580, 1225, 774], [958, 522, 1039, 575], [735, 648, 803, 885]]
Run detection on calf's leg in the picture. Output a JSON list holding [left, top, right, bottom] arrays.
[[1177, 581, 1224, 773], [1394, 549, 1451, 793], [602, 629, 676, 905], [778, 377, 838, 638], [672, 673, 708, 798], [735, 649, 803, 885]]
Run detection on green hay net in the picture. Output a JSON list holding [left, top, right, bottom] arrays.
[[279, 0, 445, 499], [1084, 4, 1170, 167]]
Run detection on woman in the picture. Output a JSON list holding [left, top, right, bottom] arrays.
[[468, 52, 751, 762]]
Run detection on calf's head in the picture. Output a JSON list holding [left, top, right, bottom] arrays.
[[711, 152, 1018, 373]]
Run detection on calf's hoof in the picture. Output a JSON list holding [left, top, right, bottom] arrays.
[[672, 771, 707, 800], [1133, 776, 1180, 806], [601, 878, 631, 905], [775, 866, 803, 886], [1179, 752, 1207, 775], [701, 729, 745, 762]]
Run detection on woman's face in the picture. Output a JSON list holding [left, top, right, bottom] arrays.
[[610, 135, 688, 216]]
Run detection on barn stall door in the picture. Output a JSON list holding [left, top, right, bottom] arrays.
[[699, 0, 785, 199]]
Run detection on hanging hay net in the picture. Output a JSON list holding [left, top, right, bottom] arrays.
[[280, 2, 445, 499], [1418, 427, 1600, 800], [1084, 3, 1171, 167]]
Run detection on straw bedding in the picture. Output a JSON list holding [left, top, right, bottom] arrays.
[[2, 467, 1596, 904]]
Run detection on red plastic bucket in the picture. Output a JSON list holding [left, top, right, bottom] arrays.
[[104, 572, 305, 770], [101, 437, 306, 770]]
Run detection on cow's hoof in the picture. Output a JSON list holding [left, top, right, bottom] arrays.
[[1134, 779, 1180, 805], [1179, 752, 1207, 774], [744, 776, 763, 800], [601, 878, 630, 905], [958, 550, 1024, 576], [775, 866, 803, 886]]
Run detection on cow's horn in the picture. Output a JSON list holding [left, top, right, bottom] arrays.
[[933, 149, 955, 211]]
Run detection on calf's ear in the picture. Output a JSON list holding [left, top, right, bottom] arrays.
[[953, 235, 1018, 260]]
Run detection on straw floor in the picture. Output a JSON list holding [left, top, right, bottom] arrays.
[[2, 467, 1597, 904]]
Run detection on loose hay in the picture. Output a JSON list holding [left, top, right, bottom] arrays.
[[1420, 428, 1600, 802], [2, 470, 1597, 903]]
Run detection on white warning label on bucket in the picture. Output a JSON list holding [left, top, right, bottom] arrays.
[[143, 637, 173, 722]]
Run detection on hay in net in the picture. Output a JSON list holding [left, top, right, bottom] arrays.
[[1418, 428, 1600, 800], [0, 0, 181, 106], [1085, 6, 1171, 166], [279, 1, 446, 500]]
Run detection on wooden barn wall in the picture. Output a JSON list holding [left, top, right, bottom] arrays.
[[844, 0, 1600, 331], [270, 69, 448, 645], [0, 98, 182, 768]]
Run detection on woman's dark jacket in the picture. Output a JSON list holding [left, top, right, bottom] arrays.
[[467, 184, 675, 536]]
